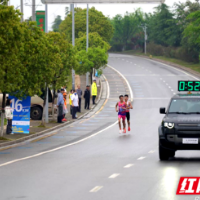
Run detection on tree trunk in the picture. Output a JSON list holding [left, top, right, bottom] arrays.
[[52, 86, 56, 121], [1, 92, 6, 137], [41, 85, 47, 127], [90, 70, 93, 85]]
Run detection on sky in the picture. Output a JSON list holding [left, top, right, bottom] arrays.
[[9, 0, 195, 30]]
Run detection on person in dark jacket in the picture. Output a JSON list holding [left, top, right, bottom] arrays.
[[76, 85, 82, 113], [84, 85, 90, 110]]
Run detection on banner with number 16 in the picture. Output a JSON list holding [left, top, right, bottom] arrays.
[[9, 95, 31, 134]]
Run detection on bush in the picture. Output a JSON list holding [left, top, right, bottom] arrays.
[[109, 43, 124, 52], [147, 43, 199, 63]]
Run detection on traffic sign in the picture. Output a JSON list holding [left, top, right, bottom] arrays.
[[42, 0, 165, 3]]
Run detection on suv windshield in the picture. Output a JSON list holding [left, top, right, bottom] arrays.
[[168, 98, 200, 114]]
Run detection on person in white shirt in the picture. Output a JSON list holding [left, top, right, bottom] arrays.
[[71, 90, 79, 119], [5, 98, 13, 135]]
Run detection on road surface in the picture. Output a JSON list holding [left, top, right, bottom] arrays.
[[0, 54, 199, 200]]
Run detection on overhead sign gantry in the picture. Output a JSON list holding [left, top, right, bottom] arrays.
[[41, 0, 165, 3]]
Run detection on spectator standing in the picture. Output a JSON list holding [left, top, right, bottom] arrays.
[[5, 98, 13, 135], [76, 85, 82, 113], [57, 89, 64, 123], [71, 90, 79, 119], [62, 92, 67, 122], [92, 79, 97, 105], [69, 90, 74, 115], [84, 85, 91, 110]]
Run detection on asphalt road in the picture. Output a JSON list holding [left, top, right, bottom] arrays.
[[0, 54, 200, 200]]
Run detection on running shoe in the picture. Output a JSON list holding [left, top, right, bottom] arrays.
[[128, 127, 130, 131], [119, 129, 122, 134], [123, 129, 126, 134]]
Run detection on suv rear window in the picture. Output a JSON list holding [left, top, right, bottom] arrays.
[[168, 99, 200, 114]]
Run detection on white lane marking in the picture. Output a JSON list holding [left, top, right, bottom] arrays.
[[90, 186, 103, 193], [133, 98, 170, 100], [148, 150, 155, 153], [171, 89, 174, 92], [173, 93, 176, 95], [102, 74, 110, 99], [107, 65, 134, 101], [124, 164, 134, 168], [168, 86, 171, 88], [119, 54, 199, 80], [0, 121, 118, 168], [0, 64, 133, 167], [109, 174, 120, 179], [137, 157, 146, 160]]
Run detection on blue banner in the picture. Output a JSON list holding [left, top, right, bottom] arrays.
[[9, 95, 31, 134]]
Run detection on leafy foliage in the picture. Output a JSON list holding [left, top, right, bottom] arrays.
[[76, 32, 110, 51], [59, 7, 114, 43], [52, 15, 62, 32]]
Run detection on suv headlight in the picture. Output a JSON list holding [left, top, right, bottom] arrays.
[[164, 122, 174, 129]]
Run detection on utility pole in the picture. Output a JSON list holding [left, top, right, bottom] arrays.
[[72, 4, 75, 91], [86, 4, 89, 86], [144, 25, 147, 54], [45, 4, 49, 123], [20, 0, 24, 22], [140, 24, 147, 54], [32, 0, 36, 21]]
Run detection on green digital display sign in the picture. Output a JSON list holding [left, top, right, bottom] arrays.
[[36, 11, 45, 32], [178, 81, 200, 91]]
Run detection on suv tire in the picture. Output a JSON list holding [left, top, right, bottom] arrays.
[[159, 144, 172, 161], [31, 106, 43, 120]]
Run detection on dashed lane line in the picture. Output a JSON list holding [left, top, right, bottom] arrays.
[[148, 150, 155, 153], [137, 157, 146, 160], [90, 186, 103, 193], [124, 164, 134, 168], [109, 174, 120, 179]]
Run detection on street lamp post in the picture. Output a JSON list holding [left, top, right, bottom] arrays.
[[72, 4, 75, 91], [140, 24, 147, 54], [21, 0, 24, 22], [45, 4, 49, 123], [86, 4, 89, 86], [32, 0, 36, 21]]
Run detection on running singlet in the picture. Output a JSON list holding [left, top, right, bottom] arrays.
[[118, 102, 126, 116]]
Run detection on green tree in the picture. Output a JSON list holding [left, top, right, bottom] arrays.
[[146, 4, 181, 47], [52, 15, 62, 32], [110, 9, 145, 51], [183, 10, 200, 60], [76, 32, 110, 51], [59, 7, 114, 42], [65, 7, 70, 16], [76, 47, 108, 83], [46, 32, 77, 120], [0, 3, 26, 135]]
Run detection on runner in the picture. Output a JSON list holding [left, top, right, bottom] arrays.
[[124, 94, 133, 131], [115, 95, 127, 134]]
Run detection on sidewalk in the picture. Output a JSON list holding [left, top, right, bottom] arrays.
[[0, 74, 101, 144]]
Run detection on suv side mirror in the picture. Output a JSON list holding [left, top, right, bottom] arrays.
[[160, 107, 166, 114]]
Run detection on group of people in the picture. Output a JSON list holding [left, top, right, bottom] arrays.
[[57, 79, 98, 123], [115, 94, 133, 134]]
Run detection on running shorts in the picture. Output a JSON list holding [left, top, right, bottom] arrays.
[[118, 115, 126, 121], [126, 112, 130, 121]]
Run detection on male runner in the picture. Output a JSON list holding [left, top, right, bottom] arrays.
[[124, 94, 133, 131], [115, 95, 127, 134]]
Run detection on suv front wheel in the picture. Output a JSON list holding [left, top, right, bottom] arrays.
[[159, 143, 175, 161]]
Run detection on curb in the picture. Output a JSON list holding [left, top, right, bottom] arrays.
[[0, 76, 105, 149]]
